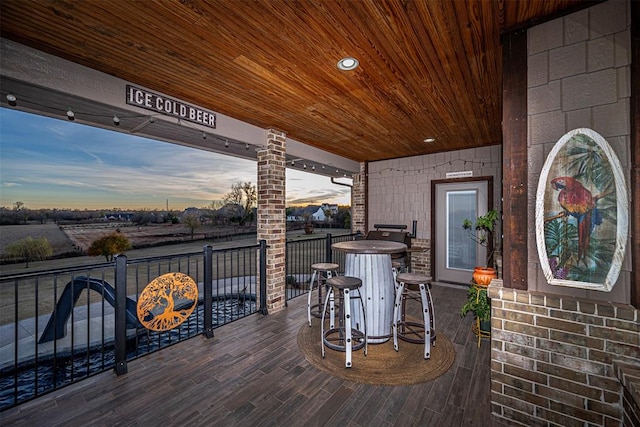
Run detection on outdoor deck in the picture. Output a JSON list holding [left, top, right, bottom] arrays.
[[0, 283, 513, 426]]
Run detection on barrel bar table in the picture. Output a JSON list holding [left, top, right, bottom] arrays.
[[331, 240, 407, 344]]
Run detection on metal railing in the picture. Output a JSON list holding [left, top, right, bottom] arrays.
[[0, 242, 264, 410], [0, 233, 359, 410], [285, 233, 359, 301]]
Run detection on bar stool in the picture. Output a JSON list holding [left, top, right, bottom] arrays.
[[307, 263, 339, 327], [392, 272, 436, 359], [321, 276, 367, 368]]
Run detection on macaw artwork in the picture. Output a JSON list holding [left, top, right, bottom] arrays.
[[535, 128, 628, 291]]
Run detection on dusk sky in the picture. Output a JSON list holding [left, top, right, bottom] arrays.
[[0, 108, 351, 210]]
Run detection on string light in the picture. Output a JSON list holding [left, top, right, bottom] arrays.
[[368, 158, 497, 176]]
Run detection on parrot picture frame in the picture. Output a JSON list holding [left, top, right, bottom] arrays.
[[535, 128, 628, 292]]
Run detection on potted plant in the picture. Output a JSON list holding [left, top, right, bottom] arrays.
[[460, 283, 491, 334], [462, 209, 499, 286]]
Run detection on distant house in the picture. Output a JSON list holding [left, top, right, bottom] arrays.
[[286, 203, 338, 222], [104, 212, 134, 222]]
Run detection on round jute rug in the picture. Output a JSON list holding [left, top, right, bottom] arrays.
[[297, 321, 456, 386]]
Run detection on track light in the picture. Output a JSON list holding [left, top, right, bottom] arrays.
[[67, 109, 75, 121], [6, 93, 16, 106], [202, 132, 207, 140], [113, 115, 120, 126]]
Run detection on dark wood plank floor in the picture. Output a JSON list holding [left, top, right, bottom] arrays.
[[0, 283, 515, 426]]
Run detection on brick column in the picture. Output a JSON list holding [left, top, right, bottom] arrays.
[[257, 129, 286, 313], [351, 161, 366, 234]]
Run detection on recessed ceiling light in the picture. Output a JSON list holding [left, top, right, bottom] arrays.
[[337, 57, 359, 71], [424, 137, 436, 143]]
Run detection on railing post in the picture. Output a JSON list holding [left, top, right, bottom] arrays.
[[203, 245, 214, 338], [114, 254, 128, 375], [325, 233, 333, 263], [259, 239, 268, 315]]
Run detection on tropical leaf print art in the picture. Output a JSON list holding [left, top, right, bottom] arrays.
[[535, 128, 628, 291]]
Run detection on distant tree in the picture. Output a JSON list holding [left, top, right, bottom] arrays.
[[223, 182, 257, 226], [5, 237, 54, 268], [132, 210, 156, 226], [87, 232, 131, 262], [209, 199, 225, 210], [181, 211, 202, 239], [323, 208, 334, 228], [335, 207, 351, 229], [285, 207, 295, 218]]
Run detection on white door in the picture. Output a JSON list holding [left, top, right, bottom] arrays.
[[434, 181, 488, 284]]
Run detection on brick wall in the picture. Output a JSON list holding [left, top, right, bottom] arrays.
[[409, 237, 430, 276], [257, 129, 287, 313], [489, 280, 639, 426], [351, 161, 366, 234]]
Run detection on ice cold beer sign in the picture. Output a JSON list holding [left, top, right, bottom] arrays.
[[126, 85, 216, 128]]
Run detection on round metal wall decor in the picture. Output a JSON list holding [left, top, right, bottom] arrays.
[[535, 128, 628, 292], [137, 272, 199, 331]]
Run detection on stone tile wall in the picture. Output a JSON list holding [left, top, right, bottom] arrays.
[[527, 0, 632, 304], [367, 146, 502, 243]]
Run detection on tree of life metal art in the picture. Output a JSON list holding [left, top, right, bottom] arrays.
[[137, 272, 199, 331]]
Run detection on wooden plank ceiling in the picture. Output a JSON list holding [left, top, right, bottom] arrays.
[[0, 0, 592, 162]]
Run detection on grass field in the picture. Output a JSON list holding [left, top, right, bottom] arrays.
[[0, 225, 351, 325], [0, 222, 258, 259]]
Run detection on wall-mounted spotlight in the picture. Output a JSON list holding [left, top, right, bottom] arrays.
[[6, 94, 17, 106], [291, 160, 295, 166], [202, 132, 207, 140], [311, 165, 316, 171], [113, 115, 120, 126], [303, 163, 307, 169], [245, 143, 249, 150], [67, 109, 75, 121], [224, 140, 229, 148]]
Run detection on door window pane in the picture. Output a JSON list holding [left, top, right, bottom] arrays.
[[446, 190, 476, 270]]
